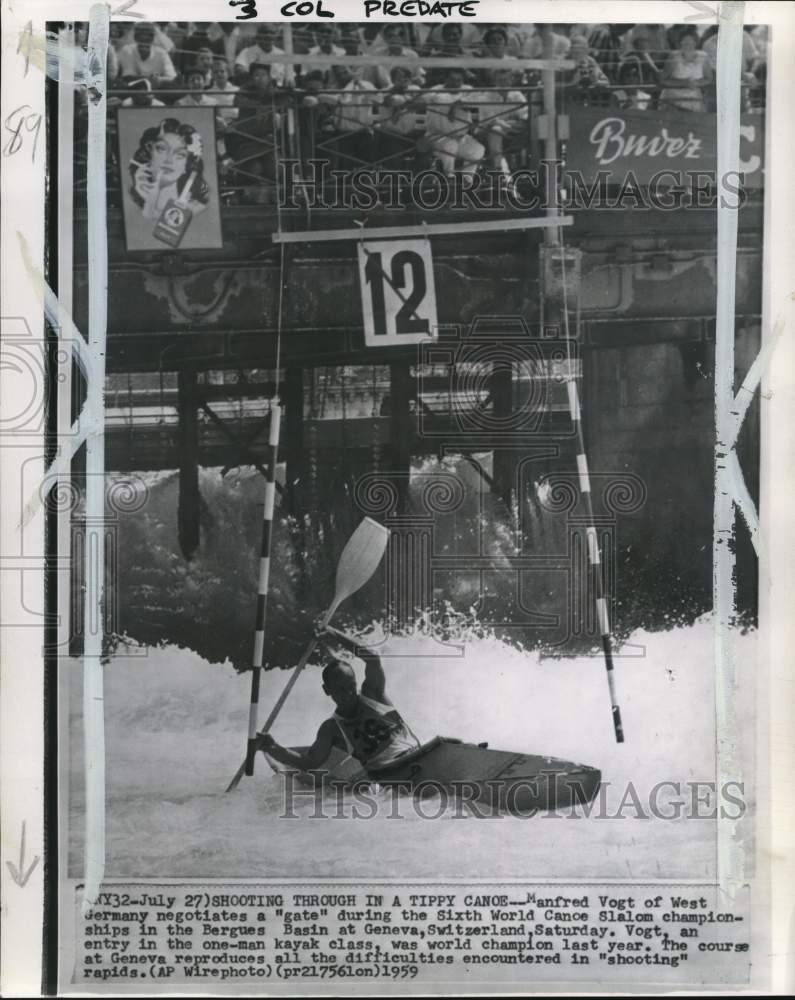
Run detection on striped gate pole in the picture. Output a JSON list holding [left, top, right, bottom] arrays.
[[553, 229, 624, 744], [245, 401, 282, 775], [566, 378, 625, 743]]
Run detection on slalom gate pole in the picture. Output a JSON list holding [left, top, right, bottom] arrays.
[[244, 402, 282, 776], [243, 134, 290, 777], [558, 236, 625, 744]]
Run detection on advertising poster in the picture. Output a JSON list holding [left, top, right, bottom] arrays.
[[118, 107, 223, 251]]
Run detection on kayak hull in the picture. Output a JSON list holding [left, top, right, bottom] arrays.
[[273, 736, 601, 815]]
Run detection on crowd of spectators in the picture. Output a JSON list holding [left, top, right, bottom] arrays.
[[70, 20, 768, 199]]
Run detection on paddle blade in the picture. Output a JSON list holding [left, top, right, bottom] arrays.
[[331, 517, 389, 610]]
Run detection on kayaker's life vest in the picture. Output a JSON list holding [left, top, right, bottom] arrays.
[[333, 696, 420, 770]]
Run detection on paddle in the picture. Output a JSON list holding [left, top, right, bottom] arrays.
[[226, 516, 390, 792]]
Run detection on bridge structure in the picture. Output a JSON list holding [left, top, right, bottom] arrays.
[[60, 27, 763, 622]]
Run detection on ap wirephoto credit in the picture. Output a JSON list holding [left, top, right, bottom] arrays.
[[0, 2, 793, 996]]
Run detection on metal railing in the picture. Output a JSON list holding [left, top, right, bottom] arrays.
[[71, 78, 766, 211]]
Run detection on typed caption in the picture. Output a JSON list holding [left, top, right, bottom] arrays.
[[73, 882, 751, 987]]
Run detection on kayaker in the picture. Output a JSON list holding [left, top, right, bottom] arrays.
[[257, 625, 420, 772]]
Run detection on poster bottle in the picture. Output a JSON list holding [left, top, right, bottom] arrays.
[[152, 170, 197, 248]]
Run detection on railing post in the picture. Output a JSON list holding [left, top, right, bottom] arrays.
[[541, 26, 559, 245]]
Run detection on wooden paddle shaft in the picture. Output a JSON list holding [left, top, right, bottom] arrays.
[[262, 639, 316, 733], [225, 610, 336, 793], [227, 516, 388, 793], [258, 605, 337, 734]]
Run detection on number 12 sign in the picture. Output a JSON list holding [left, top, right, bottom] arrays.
[[357, 239, 438, 347]]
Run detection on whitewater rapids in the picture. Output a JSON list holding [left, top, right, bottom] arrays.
[[66, 617, 755, 880]]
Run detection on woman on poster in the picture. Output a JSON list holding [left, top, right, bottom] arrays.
[[128, 118, 211, 220]]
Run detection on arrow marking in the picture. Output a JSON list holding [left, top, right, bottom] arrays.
[[6, 821, 40, 888]]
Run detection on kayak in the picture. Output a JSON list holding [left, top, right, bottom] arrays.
[[269, 736, 601, 814]]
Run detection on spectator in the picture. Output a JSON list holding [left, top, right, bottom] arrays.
[[208, 58, 238, 168], [504, 24, 540, 58], [623, 24, 669, 65], [659, 29, 712, 112], [178, 25, 214, 77], [423, 21, 467, 58], [152, 22, 178, 54], [376, 66, 423, 167], [175, 67, 217, 108], [566, 34, 608, 76], [561, 34, 612, 105], [744, 25, 764, 72], [188, 46, 215, 89], [664, 25, 685, 51], [106, 23, 126, 79], [296, 70, 335, 158], [117, 22, 177, 84], [477, 26, 520, 86], [473, 66, 528, 176], [381, 65, 422, 117], [421, 67, 485, 186], [290, 24, 316, 59], [320, 65, 382, 167], [206, 22, 255, 69], [620, 29, 663, 88], [211, 57, 239, 126], [112, 21, 180, 54], [423, 24, 476, 86], [338, 24, 364, 57], [748, 60, 766, 113], [359, 24, 386, 53], [120, 76, 166, 108], [236, 25, 287, 85], [614, 59, 654, 110], [365, 25, 424, 88], [419, 21, 481, 54], [480, 25, 510, 58], [159, 22, 189, 54], [300, 69, 330, 107], [228, 64, 286, 193], [302, 25, 346, 83], [535, 23, 572, 59], [749, 25, 770, 64], [587, 24, 630, 82]]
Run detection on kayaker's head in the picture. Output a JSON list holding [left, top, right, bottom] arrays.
[[321, 660, 359, 714]]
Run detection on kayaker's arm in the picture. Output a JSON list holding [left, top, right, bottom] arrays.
[[360, 650, 390, 704], [321, 625, 392, 704], [259, 718, 338, 770]]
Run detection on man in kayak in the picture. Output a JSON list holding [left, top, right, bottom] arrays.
[[257, 625, 420, 772]]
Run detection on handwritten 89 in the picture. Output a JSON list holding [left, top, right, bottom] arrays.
[[3, 105, 43, 162]]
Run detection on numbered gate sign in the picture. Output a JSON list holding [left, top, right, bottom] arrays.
[[357, 239, 438, 347]]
